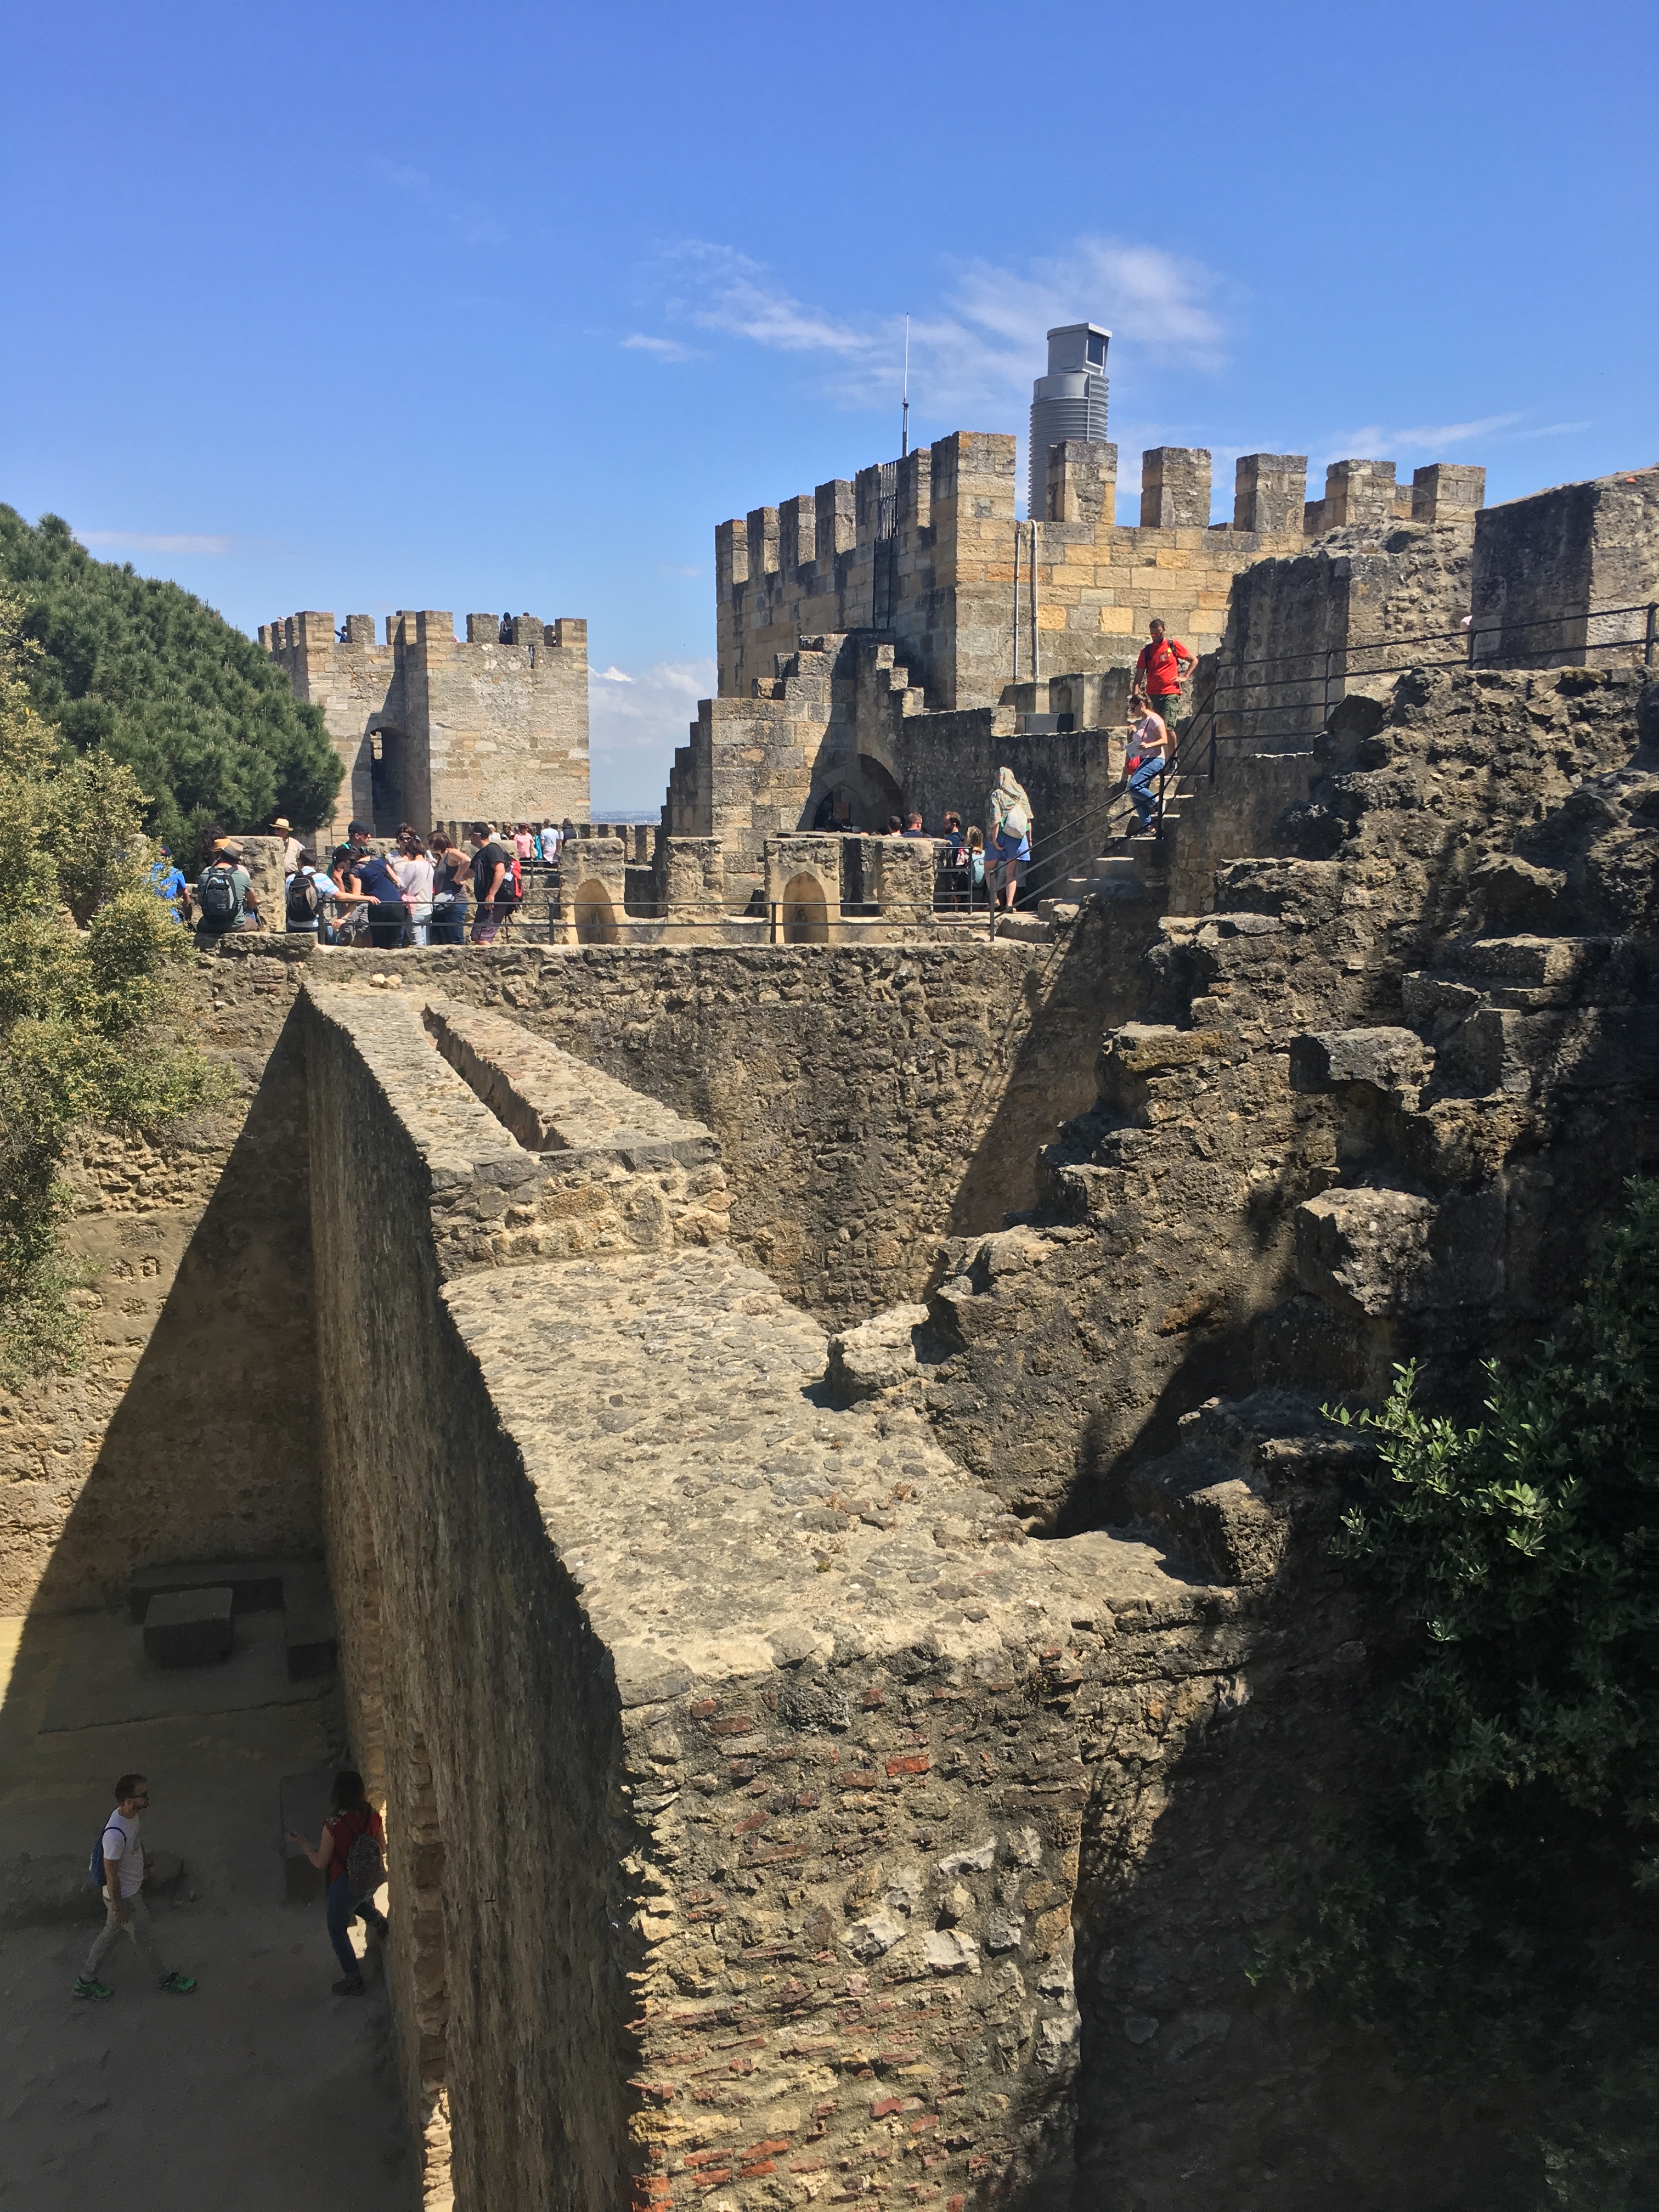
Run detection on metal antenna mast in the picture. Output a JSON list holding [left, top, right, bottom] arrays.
[[901, 314, 910, 459]]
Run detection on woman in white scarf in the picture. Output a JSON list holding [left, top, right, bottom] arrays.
[[987, 766, 1033, 911]]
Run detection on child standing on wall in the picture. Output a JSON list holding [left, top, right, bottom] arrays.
[[288, 1769, 389, 1997]]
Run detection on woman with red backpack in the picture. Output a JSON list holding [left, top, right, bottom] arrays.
[[287, 1769, 388, 1996]]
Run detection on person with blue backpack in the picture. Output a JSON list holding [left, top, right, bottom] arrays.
[[74, 1773, 196, 1999]]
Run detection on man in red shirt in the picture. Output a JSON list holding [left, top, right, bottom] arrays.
[[1134, 619, 1195, 724]]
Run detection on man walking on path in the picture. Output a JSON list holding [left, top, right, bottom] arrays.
[[1134, 619, 1194, 725], [74, 1773, 196, 1999]]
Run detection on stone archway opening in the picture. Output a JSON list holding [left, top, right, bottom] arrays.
[[781, 872, 830, 943], [571, 880, 620, 944]]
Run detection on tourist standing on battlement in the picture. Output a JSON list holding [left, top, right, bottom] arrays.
[[469, 823, 510, 944], [428, 834, 469, 944], [1135, 619, 1194, 726], [74, 1772, 196, 2001], [539, 820, 561, 867], [988, 768, 1034, 910], [392, 828, 435, 947]]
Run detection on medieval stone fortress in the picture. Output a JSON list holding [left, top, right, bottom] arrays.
[[7, 314, 1659, 2211]]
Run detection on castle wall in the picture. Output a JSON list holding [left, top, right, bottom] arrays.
[[1471, 467, 1659, 665], [0, 940, 321, 1616], [263, 610, 590, 844], [309, 934, 1122, 1323], [1209, 510, 1480, 748], [715, 436, 1313, 719], [298, 979, 1249, 2212]]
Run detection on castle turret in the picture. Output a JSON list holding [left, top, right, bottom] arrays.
[[1029, 322, 1110, 518]]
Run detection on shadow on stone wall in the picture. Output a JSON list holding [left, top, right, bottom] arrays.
[[30, 1005, 324, 1615], [1069, 1597, 1542, 2211], [949, 902, 1166, 1240]]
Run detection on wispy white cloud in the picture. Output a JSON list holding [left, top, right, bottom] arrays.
[[624, 234, 1229, 428], [76, 529, 233, 556], [1323, 411, 1524, 462], [589, 657, 716, 810], [656, 559, 703, 578], [623, 332, 704, 364], [1510, 419, 1593, 439]]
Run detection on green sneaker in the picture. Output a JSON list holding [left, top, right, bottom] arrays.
[[72, 1976, 113, 2000], [159, 1971, 196, 1994]]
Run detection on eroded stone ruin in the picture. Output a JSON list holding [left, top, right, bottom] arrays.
[[6, 459, 1659, 2209]]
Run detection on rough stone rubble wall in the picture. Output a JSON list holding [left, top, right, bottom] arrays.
[[314, 933, 1133, 1324], [302, 981, 1267, 2209], [917, 665, 1657, 1521], [0, 940, 321, 1615]]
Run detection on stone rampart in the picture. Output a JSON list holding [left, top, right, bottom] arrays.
[[309, 933, 1126, 1322], [301, 980, 1263, 2209]]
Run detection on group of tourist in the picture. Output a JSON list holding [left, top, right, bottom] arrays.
[[297, 819, 574, 947], [159, 815, 577, 947]]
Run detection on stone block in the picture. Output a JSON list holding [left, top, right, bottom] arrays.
[[143, 1585, 234, 1668], [827, 1303, 928, 1401], [1233, 454, 1307, 535], [1295, 1188, 1435, 1317], [1412, 463, 1485, 524], [1288, 1027, 1432, 1095], [129, 1558, 287, 1622], [1140, 449, 1212, 531], [1322, 459, 1396, 530]]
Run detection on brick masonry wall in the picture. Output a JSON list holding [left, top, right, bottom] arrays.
[[0, 937, 322, 1615]]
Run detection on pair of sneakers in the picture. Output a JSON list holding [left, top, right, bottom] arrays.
[[74, 1971, 196, 1999]]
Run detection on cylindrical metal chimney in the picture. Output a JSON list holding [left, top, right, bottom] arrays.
[[1029, 323, 1110, 518]]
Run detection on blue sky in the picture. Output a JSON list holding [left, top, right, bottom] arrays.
[[4, 0, 1654, 812]]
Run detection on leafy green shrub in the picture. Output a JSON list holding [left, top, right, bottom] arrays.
[[1280, 1182, 1659, 2200], [0, 588, 227, 1386]]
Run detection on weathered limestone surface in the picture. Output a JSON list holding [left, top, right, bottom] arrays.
[[308, 931, 1139, 1324], [303, 983, 1255, 2209], [0, 939, 321, 1614]]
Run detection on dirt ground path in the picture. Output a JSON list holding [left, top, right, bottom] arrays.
[[1, 1613, 410, 2209]]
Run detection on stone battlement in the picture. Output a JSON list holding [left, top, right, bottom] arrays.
[[715, 434, 1487, 713], [263, 609, 589, 841]]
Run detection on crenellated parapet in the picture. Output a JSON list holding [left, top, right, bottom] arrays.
[[263, 608, 589, 843]]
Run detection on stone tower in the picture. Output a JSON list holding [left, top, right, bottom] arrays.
[[263, 608, 590, 843]]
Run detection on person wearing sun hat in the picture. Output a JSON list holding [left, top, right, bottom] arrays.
[[270, 816, 303, 871]]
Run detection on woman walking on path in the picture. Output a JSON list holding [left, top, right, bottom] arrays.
[[289, 1769, 388, 1996], [987, 767, 1034, 910]]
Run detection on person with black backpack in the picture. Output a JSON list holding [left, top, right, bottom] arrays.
[[74, 1771, 197, 1999], [194, 837, 260, 936], [288, 1768, 389, 1996]]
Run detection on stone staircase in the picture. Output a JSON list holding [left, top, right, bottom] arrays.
[[1039, 770, 1199, 917]]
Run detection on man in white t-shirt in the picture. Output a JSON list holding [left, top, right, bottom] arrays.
[[75, 1772, 197, 1999], [539, 822, 561, 867]]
